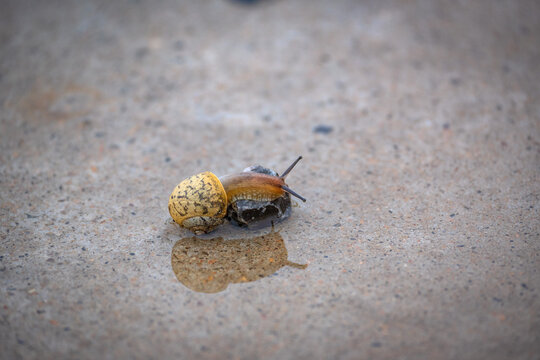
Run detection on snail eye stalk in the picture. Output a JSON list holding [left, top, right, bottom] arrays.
[[281, 185, 306, 202], [280, 156, 302, 179]]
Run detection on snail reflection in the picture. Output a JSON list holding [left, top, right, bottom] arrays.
[[171, 229, 307, 293]]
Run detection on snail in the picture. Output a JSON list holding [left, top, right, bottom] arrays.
[[168, 156, 306, 234]]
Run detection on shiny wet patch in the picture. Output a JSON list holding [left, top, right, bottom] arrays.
[[171, 230, 306, 293]]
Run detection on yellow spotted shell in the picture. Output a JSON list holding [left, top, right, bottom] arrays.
[[168, 172, 228, 234]]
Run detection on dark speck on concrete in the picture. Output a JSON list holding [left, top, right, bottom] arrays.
[[135, 47, 149, 59], [443, 123, 450, 130], [165, 157, 171, 162], [319, 53, 331, 64], [450, 77, 461, 86], [333, 223, 341, 227], [371, 341, 382, 348], [450, 213, 456, 217], [173, 40, 184, 51], [313, 124, 333, 134], [130, 252, 135, 256], [82, 247, 86, 251], [95, 131, 106, 138], [521, 283, 528, 290], [229, 0, 263, 4]]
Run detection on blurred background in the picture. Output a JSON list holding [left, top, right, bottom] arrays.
[[1, 0, 539, 359]]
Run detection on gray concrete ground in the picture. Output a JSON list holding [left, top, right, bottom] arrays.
[[1, 0, 539, 359]]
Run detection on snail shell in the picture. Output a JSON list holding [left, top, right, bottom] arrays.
[[168, 171, 228, 235]]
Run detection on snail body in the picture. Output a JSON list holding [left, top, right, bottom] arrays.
[[168, 157, 305, 234], [220, 172, 287, 203]]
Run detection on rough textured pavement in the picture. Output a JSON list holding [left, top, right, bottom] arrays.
[[1, 0, 539, 359]]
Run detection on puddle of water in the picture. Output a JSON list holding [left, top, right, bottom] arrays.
[[171, 229, 307, 293]]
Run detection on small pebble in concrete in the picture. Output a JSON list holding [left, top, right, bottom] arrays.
[[135, 47, 149, 60], [313, 124, 333, 134], [450, 77, 462, 86], [230, 0, 263, 4], [173, 40, 184, 51]]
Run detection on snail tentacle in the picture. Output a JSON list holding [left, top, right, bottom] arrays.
[[280, 156, 303, 179]]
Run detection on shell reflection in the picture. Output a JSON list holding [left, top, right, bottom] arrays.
[[171, 230, 307, 293]]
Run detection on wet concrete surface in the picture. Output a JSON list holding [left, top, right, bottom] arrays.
[[1, 0, 539, 359]]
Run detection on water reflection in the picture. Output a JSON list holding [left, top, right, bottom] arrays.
[[171, 229, 307, 293]]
